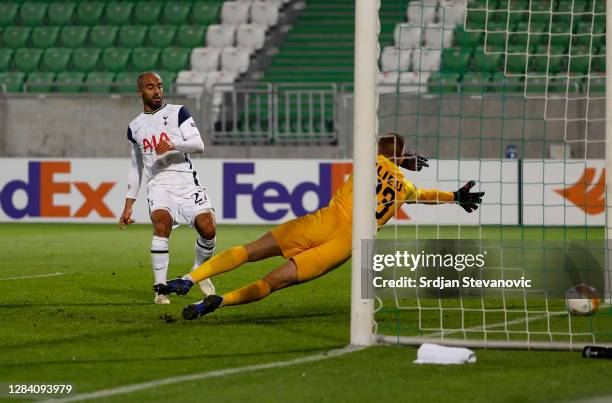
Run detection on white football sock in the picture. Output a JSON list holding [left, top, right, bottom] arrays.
[[151, 236, 169, 285], [194, 236, 216, 266]]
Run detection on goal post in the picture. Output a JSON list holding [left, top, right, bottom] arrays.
[[606, 0, 612, 305], [351, 0, 612, 350], [350, 0, 379, 347]]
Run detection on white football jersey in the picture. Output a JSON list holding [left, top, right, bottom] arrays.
[[125, 103, 204, 199]]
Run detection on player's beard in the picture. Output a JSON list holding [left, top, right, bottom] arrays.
[[148, 97, 163, 110]]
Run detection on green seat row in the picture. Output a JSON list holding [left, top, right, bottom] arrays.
[[441, 46, 605, 74], [0, 47, 191, 74], [0, 25, 207, 49], [468, 0, 603, 13], [0, 2, 220, 27], [0, 70, 178, 93], [428, 71, 605, 94]]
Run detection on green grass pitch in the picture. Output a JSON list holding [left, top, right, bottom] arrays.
[[1, 223, 612, 402]]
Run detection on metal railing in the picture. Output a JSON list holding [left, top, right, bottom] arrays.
[[209, 82, 338, 144]]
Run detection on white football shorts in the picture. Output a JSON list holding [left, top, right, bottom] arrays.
[[147, 182, 214, 226]]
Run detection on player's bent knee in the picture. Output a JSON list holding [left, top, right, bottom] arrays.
[[151, 211, 173, 237], [195, 213, 216, 239]]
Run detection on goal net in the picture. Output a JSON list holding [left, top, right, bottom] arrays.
[[352, 0, 612, 350]]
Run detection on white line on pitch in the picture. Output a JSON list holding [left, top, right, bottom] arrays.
[[41, 345, 366, 403], [0, 272, 66, 281]]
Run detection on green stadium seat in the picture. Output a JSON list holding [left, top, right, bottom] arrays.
[[191, 2, 220, 25], [14, 48, 43, 73], [428, 72, 460, 93], [60, 26, 89, 48], [0, 3, 19, 27], [147, 25, 176, 48], [507, 9, 528, 24], [157, 70, 177, 92], [90, 26, 118, 48], [461, 72, 488, 93], [19, 2, 48, 27], [505, 49, 528, 73], [114, 71, 139, 93], [488, 73, 524, 93], [442, 49, 470, 73], [76, 2, 105, 26], [586, 76, 605, 93], [48, 2, 76, 26], [529, 1, 552, 23], [26, 72, 56, 93], [488, 10, 508, 24], [104, 2, 133, 25], [593, 1, 605, 24], [529, 52, 565, 73], [3, 27, 31, 50], [176, 25, 206, 48], [163, 2, 192, 25], [551, 13, 572, 32], [84, 71, 115, 93], [575, 22, 604, 47], [119, 26, 148, 48], [102, 47, 131, 72], [485, 30, 508, 51], [132, 47, 161, 71], [454, 27, 481, 48], [42, 48, 73, 73], [72, 47, 101, 73], [528, 20, 548, 34], [549, 25, 571, 48], [593, 53, 605, 72], [472, 48, 501, 72], [465, 6, 486, 31], [55, 72, 84, 93], [568, 54, 590, 74], [523, 76, 548, 93], [134, 2, 162, 25], [0, 49, 13, 72], [0, 72, 26, 92], [160, 47, 189, 71], [32, 27, 60, 49]]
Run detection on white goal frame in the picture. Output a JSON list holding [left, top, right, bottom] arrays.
[[351, 0, 612, 350]]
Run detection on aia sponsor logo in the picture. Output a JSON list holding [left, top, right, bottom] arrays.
[[142, 132, 170, 153], [555, 168, 605, 215]]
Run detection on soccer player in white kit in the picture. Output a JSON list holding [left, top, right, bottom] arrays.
[[118, 72, 216, 304]]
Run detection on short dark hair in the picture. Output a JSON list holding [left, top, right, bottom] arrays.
[[378, 133, 404, 157], [137, 71, 161, 89]]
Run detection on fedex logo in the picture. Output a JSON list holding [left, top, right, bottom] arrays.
[[223, 162, 352, 221], [0, 161, 115, 219]]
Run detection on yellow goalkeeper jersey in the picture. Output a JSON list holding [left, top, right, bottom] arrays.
[[328, 155, 454, 227]]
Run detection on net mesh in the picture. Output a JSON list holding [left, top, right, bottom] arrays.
[[373, 0, 611, 349]]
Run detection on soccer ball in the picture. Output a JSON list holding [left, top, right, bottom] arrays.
[[565, 283, 601, 316]]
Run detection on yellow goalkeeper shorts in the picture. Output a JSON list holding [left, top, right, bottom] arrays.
[[270, 206, 352, 283]]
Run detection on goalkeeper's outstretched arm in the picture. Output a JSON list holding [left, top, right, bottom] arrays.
[[412, 180, 485, 213]]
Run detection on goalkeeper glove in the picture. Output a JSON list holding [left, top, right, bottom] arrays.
[[400, 151, 429, 171], [453, 180, 485, 213]]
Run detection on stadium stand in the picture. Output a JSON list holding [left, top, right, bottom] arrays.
[[0, 0, 229, 93], [377, 0, 606, 94]]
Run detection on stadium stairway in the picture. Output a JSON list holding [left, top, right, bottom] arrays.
[[263, 0, 407, 84]]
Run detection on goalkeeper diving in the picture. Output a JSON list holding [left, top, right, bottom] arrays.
[[155, 133, 485, 320]]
